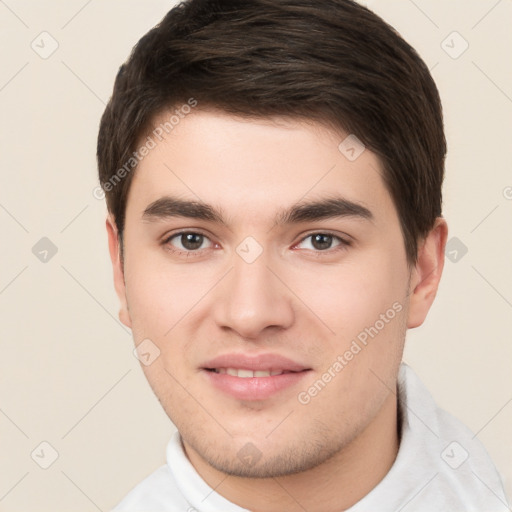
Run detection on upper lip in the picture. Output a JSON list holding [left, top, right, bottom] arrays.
[[202, 353, 310, 372]]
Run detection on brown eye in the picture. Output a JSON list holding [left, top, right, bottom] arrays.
[[166, 232, 212, 253], [180, 233, 204, 250], [311, 234, 334, 250], [297, 233, 346, 252]]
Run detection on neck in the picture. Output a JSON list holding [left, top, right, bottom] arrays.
[[184, 392, 400, 512]]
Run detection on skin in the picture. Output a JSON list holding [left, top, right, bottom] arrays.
[[107, 108, 447, 511]]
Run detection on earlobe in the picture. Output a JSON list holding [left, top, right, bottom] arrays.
[[106, 215, 132, 329], [406, 217, 448, 329]]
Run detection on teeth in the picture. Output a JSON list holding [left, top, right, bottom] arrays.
[[217, 368, 284, 377]]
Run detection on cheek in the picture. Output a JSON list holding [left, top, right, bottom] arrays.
[[288, 248, 408, 340], [124, 250, 214, 339], [124, 254, 219, 396]]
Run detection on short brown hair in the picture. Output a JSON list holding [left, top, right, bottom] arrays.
[[97, 0, 446, 265]]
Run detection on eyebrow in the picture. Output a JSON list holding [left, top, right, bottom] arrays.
[[142, 195, 374, 226]]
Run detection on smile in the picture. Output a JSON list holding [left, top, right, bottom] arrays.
[[208, 368, 298, 377]]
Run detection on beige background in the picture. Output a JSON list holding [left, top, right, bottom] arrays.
[[0, 0, 511, 510]]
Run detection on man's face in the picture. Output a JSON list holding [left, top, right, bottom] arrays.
[[111, 109, 417, 477]]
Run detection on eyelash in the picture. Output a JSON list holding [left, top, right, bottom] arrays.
[[162, 230, 352, 258]]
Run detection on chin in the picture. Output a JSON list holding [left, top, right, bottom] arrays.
[[183, 421, 349, 479]]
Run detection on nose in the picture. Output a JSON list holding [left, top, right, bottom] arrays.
[[211, 250, 295, 340]]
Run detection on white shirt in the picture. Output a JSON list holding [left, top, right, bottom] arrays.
[[113, 363, 510, 511]]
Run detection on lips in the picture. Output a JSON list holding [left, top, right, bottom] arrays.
[[203, 353, 309, 373], [201, 353, 311, 400], [210, 368, 291, 377]]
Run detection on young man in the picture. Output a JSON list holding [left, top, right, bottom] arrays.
[[97, 1, 509, 510]]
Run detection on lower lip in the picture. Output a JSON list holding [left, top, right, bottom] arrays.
[[203, 370, 311, 401]]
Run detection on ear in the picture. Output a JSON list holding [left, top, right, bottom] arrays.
[[407, 217, 448, 329], [106, 215, 132, 328]]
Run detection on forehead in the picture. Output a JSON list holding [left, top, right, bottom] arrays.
[[126, 109, 396, 227]]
